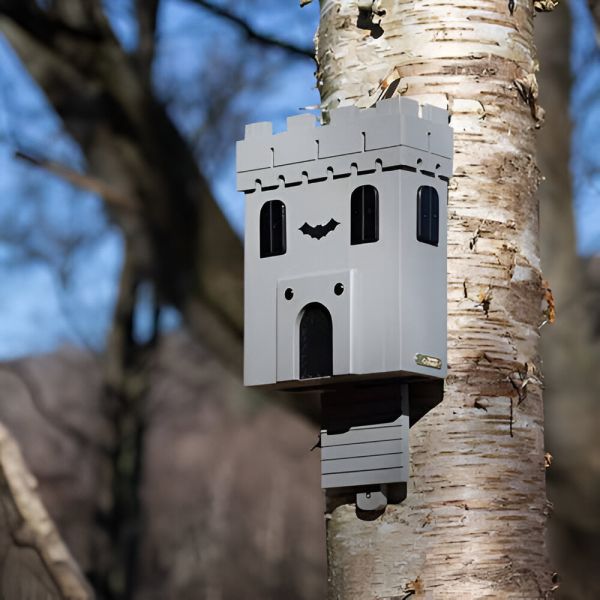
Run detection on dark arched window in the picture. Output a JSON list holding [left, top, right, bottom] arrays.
[[299, 303, 333, 379], [416, 186, 439, 246], [260, 200, 286, 258], [351, 185, 379, 245]]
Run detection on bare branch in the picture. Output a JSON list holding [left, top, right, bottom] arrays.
[[185, 0, 314, 59], [15, 150, 137, 211], [1, 9, 245, 355], [0, 421, 93, 599], [100, 240, 155, 600], [134, 0, 160, 80], [589, 0, 600, 32]]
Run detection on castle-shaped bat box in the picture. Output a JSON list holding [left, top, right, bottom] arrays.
[[238, 97, 452, 391]]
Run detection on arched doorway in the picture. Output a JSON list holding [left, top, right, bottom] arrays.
[[299, 303, 333, 379]]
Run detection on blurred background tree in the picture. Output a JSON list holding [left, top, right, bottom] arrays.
[[0, 1, 323, 598], [0, 0, 597, 599], [538, 1, 600, 596]]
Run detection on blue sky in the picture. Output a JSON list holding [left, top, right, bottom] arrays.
[[571, 0, 600, 251], [0, 0, 597, 359], [0, 0, 319, 357]]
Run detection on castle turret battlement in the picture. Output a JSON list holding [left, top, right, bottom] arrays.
[[236, 97, 453, 193], [238, 95, 453, 508]]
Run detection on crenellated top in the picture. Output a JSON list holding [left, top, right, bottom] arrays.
[[236, 97, 453, 193]]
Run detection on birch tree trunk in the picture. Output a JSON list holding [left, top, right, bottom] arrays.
[[316, 1, 554, 597]]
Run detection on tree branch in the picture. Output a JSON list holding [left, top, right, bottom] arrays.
[[1, 3, 245, 371], [0, 421, 93, 599], [1, 8, 245, 337], [99, 239, 154, 600], [134, 0, 160, 81], [589, 0, 600, 31], [185, 0, 314, 59], [15, 150, 137, 211]]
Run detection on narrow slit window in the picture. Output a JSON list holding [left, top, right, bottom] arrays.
[[351, 185, 379, 245], [417, 186, 439, 246], [260, 200, 286, 258]]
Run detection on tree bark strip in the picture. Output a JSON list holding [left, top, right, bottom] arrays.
[[317, 1, 553, 597]]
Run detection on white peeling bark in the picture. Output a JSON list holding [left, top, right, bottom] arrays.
[[317, 1, 554, 597], [0, 422, 92, 599]]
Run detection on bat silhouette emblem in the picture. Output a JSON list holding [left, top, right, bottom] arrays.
[[299, 219, 340, 240]]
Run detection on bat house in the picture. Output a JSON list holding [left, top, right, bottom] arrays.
[[237, 97, 453, 510]]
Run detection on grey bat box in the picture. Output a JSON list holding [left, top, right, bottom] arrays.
[[237, 97, 452, 507], [237, 97, 452, 391]]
